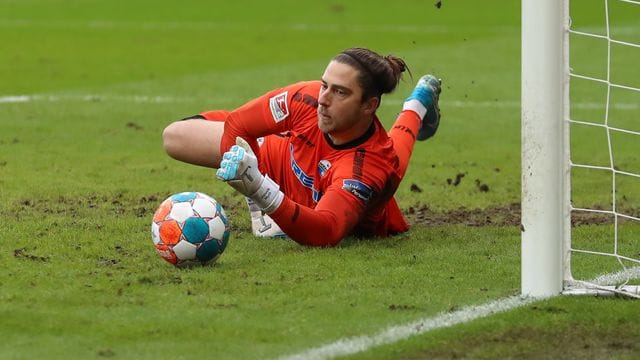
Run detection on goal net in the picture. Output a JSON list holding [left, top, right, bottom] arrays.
[[521, 0, 640, 298]]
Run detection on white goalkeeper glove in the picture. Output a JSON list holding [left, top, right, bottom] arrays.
[[216, 137, 284, 214], [246, 198, 287, 238]]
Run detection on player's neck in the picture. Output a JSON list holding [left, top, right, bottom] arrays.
[[326, 119, 376, 148]]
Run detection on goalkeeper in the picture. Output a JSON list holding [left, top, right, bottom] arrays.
[[162, 47, 441, 246]]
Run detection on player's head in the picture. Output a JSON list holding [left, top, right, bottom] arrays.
[[317, 48, 408, 145], [334, 47, 408, 103]]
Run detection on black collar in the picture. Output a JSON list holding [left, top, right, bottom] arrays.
[[324, 121, 376, 150]]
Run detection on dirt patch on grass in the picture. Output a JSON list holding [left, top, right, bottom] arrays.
[[14, 248, 49, 262], [5, 192, 250, 233], [10, 192, 244, 219], [11, 192, 162, 218], [400, 323, 640, 360], [6, 193, 637, 229], [406, 203, 521, 227], [405, 203, 639, 227]]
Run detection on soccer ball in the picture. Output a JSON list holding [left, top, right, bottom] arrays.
[[151, 192, 230, 267]]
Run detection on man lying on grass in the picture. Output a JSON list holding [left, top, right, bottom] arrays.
[[162, 47, 441, 246]]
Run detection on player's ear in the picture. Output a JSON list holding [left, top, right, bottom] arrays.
[[362, 96, 379, 115]]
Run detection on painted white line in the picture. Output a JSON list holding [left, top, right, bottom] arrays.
[[279, 295, 540, 360], [591, 266, 640, 286], [2, 18, 638, 37], [382, 99, 639, 110], [380, 99, 521, 109], [0, 94, 198, 104], [279, 267, 640, 360], [0, 19, 449, 34], [2, 94, 639, 111], [0, 95, 31, 103]]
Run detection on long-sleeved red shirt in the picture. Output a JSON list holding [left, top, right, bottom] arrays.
[[203, 80, 409, 246]]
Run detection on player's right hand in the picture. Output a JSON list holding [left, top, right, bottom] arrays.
[[216, 137, 262, 197], [216, 137, 284, 214]]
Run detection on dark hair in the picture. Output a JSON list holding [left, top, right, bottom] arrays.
[[333, 47, 409, 101]]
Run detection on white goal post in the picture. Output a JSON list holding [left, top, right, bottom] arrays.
[[521, 0, 640, 298], [521, 0, 568, 297]]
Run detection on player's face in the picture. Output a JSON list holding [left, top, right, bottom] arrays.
[[317, 61, 377, 145]]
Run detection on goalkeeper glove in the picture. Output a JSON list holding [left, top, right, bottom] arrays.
[[216, 137, 284, 214], [246, 197, 287, 238]]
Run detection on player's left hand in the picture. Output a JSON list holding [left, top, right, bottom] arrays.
[[216, 137, 284, 213]]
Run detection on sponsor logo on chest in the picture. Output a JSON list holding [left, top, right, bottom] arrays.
[[289, 144, 323, 202], [318, 159, 332, 177]]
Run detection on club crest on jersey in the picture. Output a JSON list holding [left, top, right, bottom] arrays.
[[269, 91, 289, 123], [342, 179, 373, 204], [318, 160, 332, 177]]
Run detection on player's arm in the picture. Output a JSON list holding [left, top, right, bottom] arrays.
[[164, 82, 317, 168], [216, 137, 372, 246], [268, 188, 366, 246], [220, 82, 317, 154]]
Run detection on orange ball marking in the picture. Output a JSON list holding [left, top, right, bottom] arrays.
[[159, 220, 182, 245], [154, 244, 178, 265], [153, 200, 172, 223]]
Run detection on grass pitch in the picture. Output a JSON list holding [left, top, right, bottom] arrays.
[[1, 1, 639, 359]]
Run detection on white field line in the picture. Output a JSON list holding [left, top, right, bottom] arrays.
[[0, 19, 449, 34], [279, 296, 540, 360], [0, 94, 195, 104], [591, 266, 640, 286], [1, 18, 638, 36], [278, 266, 640, 360], [1, 94, 639, 111]]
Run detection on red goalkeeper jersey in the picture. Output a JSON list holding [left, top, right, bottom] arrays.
[[202, 80, 409, 246]]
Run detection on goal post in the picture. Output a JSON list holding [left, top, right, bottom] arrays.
[[521, 0, 569, 297], [521, 0, 640, 298]]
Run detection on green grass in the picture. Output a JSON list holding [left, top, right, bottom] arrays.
[[350, 296, 640, 360], [1, 0, 639, 359]]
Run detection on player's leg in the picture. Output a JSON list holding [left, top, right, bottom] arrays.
[[406, 75, 442, 141], [388, 110, 421, 179], [388, 74, 442, 178], [162, 118, 225, 168]]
